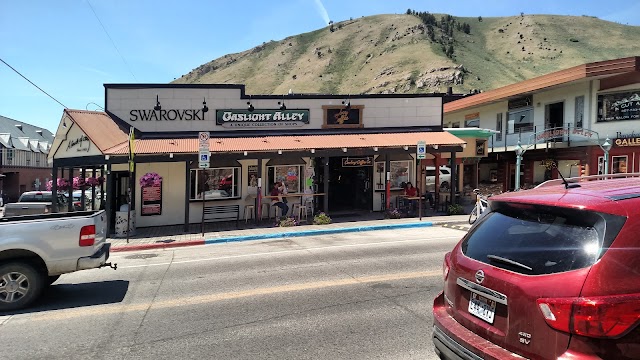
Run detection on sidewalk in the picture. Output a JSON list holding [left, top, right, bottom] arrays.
[[108, 214, 471, 252]]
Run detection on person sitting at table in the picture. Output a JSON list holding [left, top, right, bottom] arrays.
[[270, 182, 288, 217], [404, 182, 418, 212]]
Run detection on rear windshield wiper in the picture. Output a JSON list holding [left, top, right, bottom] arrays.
[[486, 254, 533, 271]]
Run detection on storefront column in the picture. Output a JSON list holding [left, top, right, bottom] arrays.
[[52, 165, 58, 213], [184, 161, 190, 232], [458, 164, 464, 192], [450, 151, 456, 205], [256, 158, 262, 223], [68, 168, 73, 212], [81, 168, 86, 210], [385, 154, 391, 210], [323, 157, 329, 214], [105, 162, 113, 237]]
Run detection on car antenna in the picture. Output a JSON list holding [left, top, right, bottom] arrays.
[[553, 163, 581, 189]]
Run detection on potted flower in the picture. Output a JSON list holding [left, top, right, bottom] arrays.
[[140, 172, 162, 188]]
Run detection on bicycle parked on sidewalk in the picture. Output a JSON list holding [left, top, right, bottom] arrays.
[[468, 188, 490, 225]]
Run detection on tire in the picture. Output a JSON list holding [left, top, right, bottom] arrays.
[[0, 262, 46, 311], [47, 275, 61, 286], [468, 206, 478, 225]]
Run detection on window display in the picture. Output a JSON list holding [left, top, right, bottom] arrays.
[[190, 167, 240, 200]]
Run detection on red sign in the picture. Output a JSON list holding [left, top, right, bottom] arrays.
[[141, 184, 162, 216]]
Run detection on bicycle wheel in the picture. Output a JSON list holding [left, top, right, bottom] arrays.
[[468, 206, 478, 225]]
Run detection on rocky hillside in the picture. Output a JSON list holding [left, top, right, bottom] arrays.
[[172, 12, 640, 95]]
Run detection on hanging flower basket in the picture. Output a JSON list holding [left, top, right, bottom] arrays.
[[46, 178, 70, 191], [73, 176, 86, 190], [85, 177, 100, 187], [140, 172, 162, 188]]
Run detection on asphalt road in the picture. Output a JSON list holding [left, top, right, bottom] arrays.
[[0, 226, 466, 360]]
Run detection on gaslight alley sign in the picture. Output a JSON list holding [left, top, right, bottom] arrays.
[[216, 110, 310, 128], [597, 91, 640, 122]]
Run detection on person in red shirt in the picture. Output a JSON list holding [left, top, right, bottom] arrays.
[[404, 182, 417, 197]]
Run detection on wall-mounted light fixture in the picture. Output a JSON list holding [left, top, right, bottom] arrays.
[[169, 153, 174, 158], [310, 149, 315, 154], [342, 96, 351, 110], [105, 155, 110, 160], [243, 151, 248, 156], [278, 150, 282, 155], [154, 94, 162, 111], [373, 147, 378, 152], [278, 99, 286, 110], [202, 98, 209, 113], [403, 145, 409, 151], [247, 95, 254, 112], [342, 147, 347, 152]]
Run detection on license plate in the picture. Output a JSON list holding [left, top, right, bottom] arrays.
[[468, 292, 496, 324]]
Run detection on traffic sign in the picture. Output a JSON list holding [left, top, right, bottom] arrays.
[[198, 132, 210, 168], [417, 140, 426, 160], [198, 131, 210, 145]]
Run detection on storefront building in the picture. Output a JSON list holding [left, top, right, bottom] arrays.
[[49, 84, 468, 234], [444, 56, 640, 192]]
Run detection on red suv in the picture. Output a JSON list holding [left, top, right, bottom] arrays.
[[433, 176, 640, 359]]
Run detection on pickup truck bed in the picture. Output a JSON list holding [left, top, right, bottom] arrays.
[[0, 210, 114, 311]]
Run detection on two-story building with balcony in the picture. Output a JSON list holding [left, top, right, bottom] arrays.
[[444, 56, 640, 192], [0, 115, 54, 203]]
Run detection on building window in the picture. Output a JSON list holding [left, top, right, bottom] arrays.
[[496, 113, 503, 141], [267, 165, 304, 193], [611, 156, 628, 174], [574, 96, 584, 128], [190, 167, 240, 200], [508, 108, 533, 134], [6, 149, 13, 165], [375, 160, 413, 190]]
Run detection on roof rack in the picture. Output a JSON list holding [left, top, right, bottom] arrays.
[[535, 173, 640, 189]]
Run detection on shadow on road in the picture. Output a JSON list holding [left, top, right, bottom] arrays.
[[1, 280, 129, 315]]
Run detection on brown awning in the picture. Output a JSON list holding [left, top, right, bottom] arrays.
[[106, 132, 466, 155]]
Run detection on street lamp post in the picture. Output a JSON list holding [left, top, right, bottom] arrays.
[[601, 137, 612, 175], [515, 140, 524, 191]]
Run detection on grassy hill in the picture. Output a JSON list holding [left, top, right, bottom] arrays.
[[172, 13, 640, 95]]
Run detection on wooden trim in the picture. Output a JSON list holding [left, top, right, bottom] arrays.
[[599, 71, 640, 91], [322, 105, 364, 129]]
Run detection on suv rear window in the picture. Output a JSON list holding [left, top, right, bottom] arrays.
[[461, 202, 626, 275], [19, 193, 53, 202]]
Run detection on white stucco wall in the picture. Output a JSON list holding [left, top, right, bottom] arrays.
[[135, 162, 186, 227], [105, 87, 443, 133]]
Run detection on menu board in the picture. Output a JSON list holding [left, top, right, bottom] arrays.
[[141, 184, 162, 216]]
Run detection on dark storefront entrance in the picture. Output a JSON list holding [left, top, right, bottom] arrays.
[[317, 157, 373, 212]]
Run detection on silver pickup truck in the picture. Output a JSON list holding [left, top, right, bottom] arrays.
[[0, 210, 116, 310]]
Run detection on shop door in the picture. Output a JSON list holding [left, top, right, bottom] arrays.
[[108, 172, 130, 231], [327, 157, 373, 212], [545, 102, 564, 140]]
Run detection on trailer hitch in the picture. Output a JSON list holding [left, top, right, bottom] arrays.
[[99, 262, 118, 270]]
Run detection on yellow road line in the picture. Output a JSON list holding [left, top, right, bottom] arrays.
[[23, 270, 440, 322]]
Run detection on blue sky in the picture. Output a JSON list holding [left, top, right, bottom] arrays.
[[1, 0, 639, 132]]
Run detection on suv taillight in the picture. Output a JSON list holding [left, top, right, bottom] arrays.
[[443, 252, 451, 281], [79, 225, 96, 247], [537, 294, 640, 338]]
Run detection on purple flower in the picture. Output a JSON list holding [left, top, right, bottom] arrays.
[[140, 172, 163, 187]]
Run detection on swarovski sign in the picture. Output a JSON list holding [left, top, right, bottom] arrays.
[[216, 109, 310, 128], [129, 109, 205, 122]]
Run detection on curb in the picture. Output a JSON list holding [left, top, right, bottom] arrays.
[[110, 221, 436, 252], [110, 239, 205, 252], [204, 221, 434, 244]]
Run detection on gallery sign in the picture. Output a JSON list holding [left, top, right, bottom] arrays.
[[342, 157, 373, 167], [216, 110, 310, 128], [597, 90, 640, 122], [614, 130, 640, 147]]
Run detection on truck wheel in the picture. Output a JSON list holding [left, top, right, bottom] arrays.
[[47, 275, 61, 285], [0, 262, 45, 311]]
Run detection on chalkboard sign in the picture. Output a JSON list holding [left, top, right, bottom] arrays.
[[141, 184, 162, 216]]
